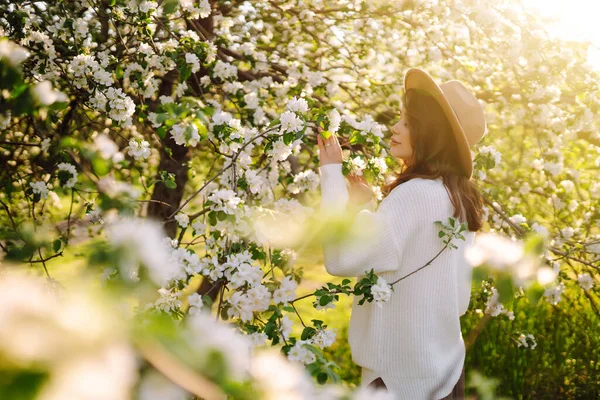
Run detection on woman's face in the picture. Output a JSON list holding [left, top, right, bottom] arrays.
[[389, 106, 414, 164]]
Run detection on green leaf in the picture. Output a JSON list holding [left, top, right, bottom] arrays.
[[496, 274, 515, 304], [161, 0, 179, 15], [115, 65, 124, 80], [301, 327, 316, 340], [317, 372, 328, 384], [319, 295, 331, 306], [208, 212, 217, 226], [193, 118, 208, 139], [92, 157, 110, 176], [156, 113, 170, 123], [525, 281, 545, 305], [524, 233, 545, 256], [52, 238, 63, 253]]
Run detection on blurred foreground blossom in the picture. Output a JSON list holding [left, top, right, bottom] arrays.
[[0, 272, 137, 400], [138, 370, 191, 400], [465, 233, 524, 269], [106, 217, 181, 286], [464, 232, 543, 285], [250, 349, 316, 399], [31, 80, 68, 106], [0, 38, 30, 65]]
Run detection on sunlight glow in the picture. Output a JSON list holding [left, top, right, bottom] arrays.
[[522, 0, 600, 68]]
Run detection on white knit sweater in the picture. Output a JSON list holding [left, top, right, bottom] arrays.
[[318, 163, 476, 400]]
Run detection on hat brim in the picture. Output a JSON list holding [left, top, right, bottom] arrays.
[[403, 68, 473, 178]]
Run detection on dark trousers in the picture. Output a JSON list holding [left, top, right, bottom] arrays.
[[366, 366, 466, 400]]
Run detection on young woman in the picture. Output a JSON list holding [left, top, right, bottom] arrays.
[[317, 68, 486, 400]]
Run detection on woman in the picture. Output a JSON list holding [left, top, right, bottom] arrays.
[[317, 68, 486, 400]]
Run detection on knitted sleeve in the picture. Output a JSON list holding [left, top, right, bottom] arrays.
[[318, 163, 412, 277]]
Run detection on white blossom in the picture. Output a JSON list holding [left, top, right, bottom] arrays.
[[126, 139, 151, 160], [192, 220, 206, 234], [213, 60, 237, 80], [175, 213, 189, 228], [31, 80, 68, 105], [106, 218, 182, 286], [544, 282, 565, 305], [280, 111, 304, 133], [543, 161, 563, 177], [30, 181, 49, 199], [93, 134, 121, 160], [328, 108, 341, 133], [57, 162, 78, 188], [349, 156, 367, 176], [244, 92, 260, 109], [286, 96, 308, 113], [0, 39, 30, 66], [560, 227, 575, 240], [287, 170, 319, 194], [170, 122, 200, 147], [207, 188, 243, 215], [41, 137, 51, 152], [273, 276, 297, 305], [577, 273, 594, 291], [484, 287, 504, 317], [509, 214, 527, 225], [371, 277, 392, 306], [269, 138, 293, 162], [185, 52, 200, 73], [287, 340, 316, 365], [560, 180, 575, 192], [0, 111, 12, 130], [248, 332, 268, 347], [187, 293, 204, 315], [517, 333, 537, 349], [479, 145, 502, 167], [311, 329, 336, 349], [280, 315, 293, 339], [531, 222, 549, 237], [179, 0, 211, 19]]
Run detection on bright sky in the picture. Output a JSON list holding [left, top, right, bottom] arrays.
[[521, 0, 600, 68]]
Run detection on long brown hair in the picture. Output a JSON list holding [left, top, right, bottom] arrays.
[[382, 88, 484, 232]]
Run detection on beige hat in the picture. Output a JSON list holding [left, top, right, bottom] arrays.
[[403, 68, 487, 178]]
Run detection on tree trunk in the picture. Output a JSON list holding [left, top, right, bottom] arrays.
[[147, 137, 190, 238]]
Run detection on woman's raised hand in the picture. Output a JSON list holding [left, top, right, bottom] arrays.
[[316, 126, 343, 167], [316, 126, 373, 205], [347, 173, 373, 205]]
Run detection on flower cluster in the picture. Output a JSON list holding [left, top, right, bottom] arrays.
[[370, 277, 392, 307], [90, 87, 136, 126], [207, 188, 244, 215], [56, 162, 78, 188], [273, 276, 298, 305], [126, 139, 151, 160], [30, 180, 49, 200], [170, 121, 201, 147], [517, 333, 537, 350], [287, 170, 319, 194], [484, 287, 515, 320]]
